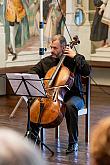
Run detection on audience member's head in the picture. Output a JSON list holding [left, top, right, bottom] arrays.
[[0, 127, 47, 165], [90, 117, 110, 165]]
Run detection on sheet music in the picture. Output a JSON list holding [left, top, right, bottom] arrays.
[[6, 73, 46, 97]]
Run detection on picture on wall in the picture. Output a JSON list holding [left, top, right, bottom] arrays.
[[0, 0, 66, 61]]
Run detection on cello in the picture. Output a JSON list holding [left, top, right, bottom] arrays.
[[30, 36, 80, 128]]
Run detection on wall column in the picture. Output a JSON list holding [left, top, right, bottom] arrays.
[[64, 0, 91, 60], [64, 0, 74, 42]]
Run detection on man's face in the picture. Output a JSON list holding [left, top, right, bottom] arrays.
[[50, 40, 64, 58]]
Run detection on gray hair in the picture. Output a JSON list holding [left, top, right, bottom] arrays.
[[51, 34, 67, 47]]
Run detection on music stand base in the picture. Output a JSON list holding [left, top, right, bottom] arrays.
[[26, 130, 54, 156], [38, 138, 54, 156]]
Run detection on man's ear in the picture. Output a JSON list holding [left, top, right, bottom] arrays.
[[62, 46, 65, 53], [62, 45, 66, 51]]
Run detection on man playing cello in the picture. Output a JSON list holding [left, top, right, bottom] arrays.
[[29, 34, 90, 154]]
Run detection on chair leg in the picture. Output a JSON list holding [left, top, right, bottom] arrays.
[[41, 128, 43, 149], [55, 126, 59, 139], [85, 114, 90, 143]]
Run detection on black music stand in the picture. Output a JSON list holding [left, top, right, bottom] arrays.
[[6, 73, 54, 155]]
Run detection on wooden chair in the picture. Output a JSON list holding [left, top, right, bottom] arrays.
[[41, 76, 90, 143]]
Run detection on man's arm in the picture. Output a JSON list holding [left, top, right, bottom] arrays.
[[63, 47, 91, 76], [73, 54, 91, 76], [29, 60, 44, 78]]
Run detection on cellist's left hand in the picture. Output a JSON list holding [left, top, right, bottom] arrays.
[[64, 46, 76, 58]]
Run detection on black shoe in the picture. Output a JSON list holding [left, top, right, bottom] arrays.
[[12, 53, 17, 61], [66, 143, 78, 154]]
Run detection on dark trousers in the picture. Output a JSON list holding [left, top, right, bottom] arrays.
[[65, 96, 84, 145]]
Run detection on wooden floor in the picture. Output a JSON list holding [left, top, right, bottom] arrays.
[[0, 85, 110, 165]]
